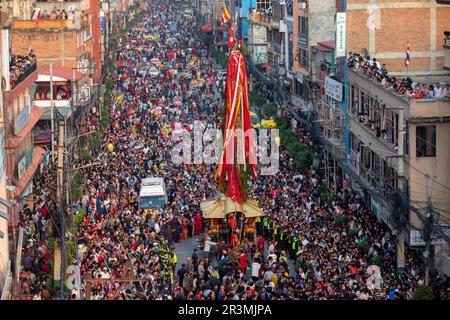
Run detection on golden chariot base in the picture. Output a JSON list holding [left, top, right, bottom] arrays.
[[200, 195, 264, 219]]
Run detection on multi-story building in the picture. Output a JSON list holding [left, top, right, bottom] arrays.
[[8, 0, 101, 110], [309, 0, 450, 276], [346, 62, 450, 275], [291, 0, 335, 109], [444, 19, 450, 70], [9, 0, 101, 76], [0, 11, 12, 300], [247, 0, 293, 87], [248, 1, 272, 71], [1, 24, 45, 230], [7, 0, 102, 147], [346, 0, 450, 75]]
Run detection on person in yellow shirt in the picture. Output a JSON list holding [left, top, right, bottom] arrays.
[[171, 247, 177, 270], [271, 272, 278, 286]]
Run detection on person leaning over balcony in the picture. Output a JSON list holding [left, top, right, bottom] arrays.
[[434, 82, 443, 98], [426, 85, 435, 99], [444, 84, 450, 97], [50, 9, 57, 20], [61, 9, 68, 20]]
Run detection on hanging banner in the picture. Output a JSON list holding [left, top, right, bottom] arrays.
[[336, 12, 346, 57], [325, 76, 343, 102], [100, 10, 105, 33]]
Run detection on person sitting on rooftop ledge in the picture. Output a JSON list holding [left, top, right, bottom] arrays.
[[444, 84, 450, 97], [347, 52, 448, 100], [10, 52, 36, 88]]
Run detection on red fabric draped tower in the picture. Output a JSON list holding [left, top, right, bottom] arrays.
[[215, 49, 257, 204]]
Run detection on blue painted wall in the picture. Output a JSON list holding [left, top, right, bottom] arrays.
[[239, 0, 256, 45]]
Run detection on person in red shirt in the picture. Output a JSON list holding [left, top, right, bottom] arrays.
[[193, 213, 202, 236], [258, 235, 265, 252], [40, 205, 48, 220], [239, 252, 248, 273], [231, 232, 239, 248]]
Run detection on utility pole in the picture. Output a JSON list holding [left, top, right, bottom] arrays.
[[57, 120, 66, 298], [424, 175, 434, 287], [50, 63, 55, 163], [396, 109, 405, 274]]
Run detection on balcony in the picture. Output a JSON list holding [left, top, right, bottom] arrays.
[[6, 106, 45, 149], [348, 113, 397, 157], [34, 0, 82, 7], [11, 147, 46, 200], [251, 11, 272, 28], [10, 59, 37, 90], [11, 16, 85, 31], [6, 55, 38, 102], [407, 98, 450, 122], [34, 99, 73, 120], [316, 63, 331, 87]]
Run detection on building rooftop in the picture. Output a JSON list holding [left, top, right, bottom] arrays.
[[348, 53, 450, 102], [10, 53, 37, 89]]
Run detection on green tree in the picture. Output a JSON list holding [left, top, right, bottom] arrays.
[[409, 286, 433, 300]]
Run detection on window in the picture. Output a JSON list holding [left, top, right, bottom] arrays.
[[350, 85, 358, 114], [294, 79, 309, 99], [257, 0, 271, 11], [416, 126, 436, 157], [360, 91, 369, 116], [286, 1, 293, 16], [404, 120, 409, 155], [371, 151, 381, 189], [299, 48, 309, 69], [273, 2, 282, 21], [298, 16, 308, 35], [350, 132, 359, 152]]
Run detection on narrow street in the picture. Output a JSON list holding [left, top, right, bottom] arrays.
[[4, 0, 449, 302]]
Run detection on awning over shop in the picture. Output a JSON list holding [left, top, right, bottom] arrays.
[[201, 22, 213, 33], [13, 147, 46, 199], [201, 195, 265, 219], [41, 107, 72, 120]]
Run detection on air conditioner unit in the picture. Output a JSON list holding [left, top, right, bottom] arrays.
[[299, 2, 307, 10]]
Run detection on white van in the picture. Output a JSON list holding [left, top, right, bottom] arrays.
[[139, 177, 167, 209]]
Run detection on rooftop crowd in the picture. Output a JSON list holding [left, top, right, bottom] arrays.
[[59, 1, 449, 300], [31, 6, 84, 21], [9, 51, 36, 88], [347, 52, 450, 100]]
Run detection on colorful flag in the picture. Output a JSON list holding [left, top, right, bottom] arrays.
[[223, 5, 231, 23], [405, 43, 411, 66]]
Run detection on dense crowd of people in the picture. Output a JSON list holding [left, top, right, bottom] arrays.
[[31, 6, 84, 21], [10, 51, 36, 88], [348, 52, 450, 99], [14, 1, 445, 301], [19, 167, 55, 300]]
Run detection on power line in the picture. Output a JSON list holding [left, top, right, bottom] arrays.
[[405, 159, 450, 192]]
